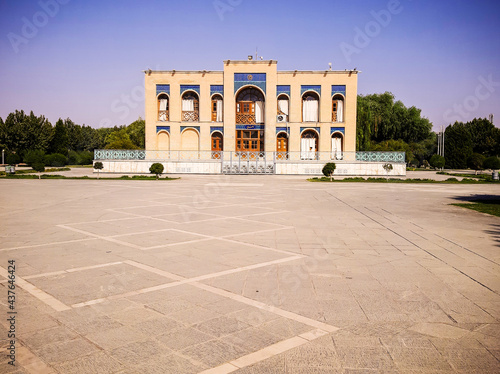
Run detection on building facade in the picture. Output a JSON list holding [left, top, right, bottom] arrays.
[[145, 59, 358, 160]]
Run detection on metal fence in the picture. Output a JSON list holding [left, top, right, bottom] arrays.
[[94, 150, 405, 163]]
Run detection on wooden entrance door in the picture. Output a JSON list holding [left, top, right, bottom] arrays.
[[211, 132, 223, 159], [276, 133, 288, 160]]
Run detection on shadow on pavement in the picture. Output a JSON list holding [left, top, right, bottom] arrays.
[[450, 194, 500, 204]]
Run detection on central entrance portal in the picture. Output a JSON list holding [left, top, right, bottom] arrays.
[[236, 87, 265, 154]]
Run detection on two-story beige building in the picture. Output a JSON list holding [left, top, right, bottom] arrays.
[[145, 59, 358, 160], [94, 59, 406, 176]]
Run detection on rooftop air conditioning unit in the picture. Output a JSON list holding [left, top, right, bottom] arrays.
[[277, 114, 287, 123]]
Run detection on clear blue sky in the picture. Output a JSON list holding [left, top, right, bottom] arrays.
[[1, 0, 499, 131]]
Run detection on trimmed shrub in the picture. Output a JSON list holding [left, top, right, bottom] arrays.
[[32, 162, 45, 175], [322, 163, 336, 180], [429, 154, 445, 169], [467, 153, 485, 172], [5, 153, 21, 165], [24, 150, 45, 166], [484, 156, 500, 170], [149, 163, 164, 180], [44, 153, 68, 167]]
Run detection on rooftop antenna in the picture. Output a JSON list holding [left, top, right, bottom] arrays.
[[255, 47, 258, 61]]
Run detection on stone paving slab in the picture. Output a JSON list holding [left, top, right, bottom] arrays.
[[0, 176, 499, 373]]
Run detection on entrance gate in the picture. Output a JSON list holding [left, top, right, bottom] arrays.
[[222, 152, 274, 174]]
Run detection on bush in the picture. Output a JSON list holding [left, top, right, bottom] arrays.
[[32, 162, 45, 173], [44, 153, 68, 167], [67, 150, 94, 165], [79, 151, 93, 165], [5, 153, 21, 165], [467, 153, 485, 172], [446, 177, 459, 182], [149, 163, 164, 179], [24, 150, 45, 166], [429, 154, 445, 169], [484, 156, 500, 170], [67, 151, 79, 165], [322, 163, 336, 180]]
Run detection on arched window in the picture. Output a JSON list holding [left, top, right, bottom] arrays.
[[302, 92, 319, 122], [211, 94, 223, 122], [332, 95, 344, 123], [277, 94, 289, 123], [331, 133, 344, 160], [158, 94, 169, 122], [181, 91, 199, 122], [301, 130, 319, 160], [236, 87, 265, 124]]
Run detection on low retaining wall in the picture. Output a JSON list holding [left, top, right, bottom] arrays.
[[95, 160, 406, 176], [275, 161, 406, 176]]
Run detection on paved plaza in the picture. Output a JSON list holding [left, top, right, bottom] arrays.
[[0, 176, 499, 373]]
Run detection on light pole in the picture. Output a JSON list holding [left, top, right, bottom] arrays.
[[2, 149, 4, 165]]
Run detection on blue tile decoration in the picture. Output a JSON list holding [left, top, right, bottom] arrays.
[[156, 126, 170, 133], [301, 85, 321, 96], [277, 85, 291, 97], [210, 85, 224, 96], [180, 85, 200, 95], [236, 125, 265, 130], [234, 73, 266, 94], [211, 126, 224, 134], [156, 85, 170, 96], [276, 127, 290, 135], [181, 126, 200, 133], [332, 85, 346, 96], [300, 127, 321, 134], [356, 152, 405, 163], [330, 127, 345, 135]]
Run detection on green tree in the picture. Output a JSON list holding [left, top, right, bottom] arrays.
[[149, 163, 164, 180], [104, 128, 139, 149], [0, 110, 53, 156], [356, 92, 433, 147], [127, 118, 145, 149], [49, 119, 69, 155], [444, 122, 473, 169], [467, 118, 499, 156], [322, 162, 336, 181]]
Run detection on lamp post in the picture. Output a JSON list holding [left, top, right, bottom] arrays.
[[2, 149, 4, 165]]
